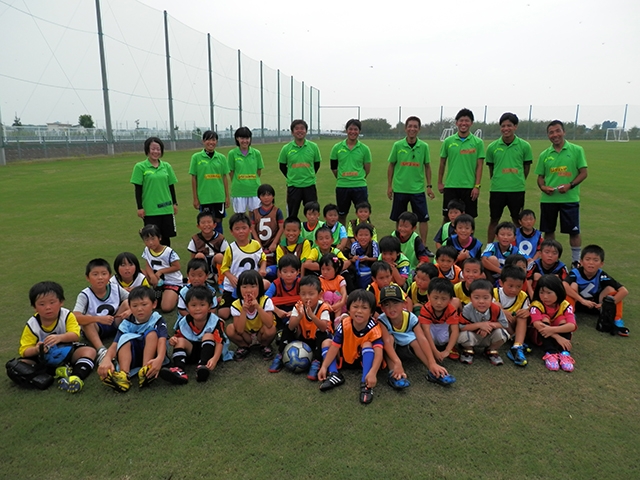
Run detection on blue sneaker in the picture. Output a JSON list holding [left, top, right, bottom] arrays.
[[614, 319, 630, 337], [268, 353, 283, 373], [426, 371, 456, 386], [507, 345, 528, 367], [307, 359, 321, 381], [387, 372, 411, 390]]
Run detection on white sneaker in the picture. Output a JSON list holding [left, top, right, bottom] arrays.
[[95, 346, 108, 366]]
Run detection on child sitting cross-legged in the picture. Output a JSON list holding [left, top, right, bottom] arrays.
[[452, 258, 485, 311], [494, 266, 531, 367], [177, 258, 217, 319], [378, 235, 411, 290], [272, 216, 312, 274], [366, 261, 412, 317], [419, 278, 461, 366], [409, 262, 439, 316], [379, 284, 455, 389], [350, 223, 379, 268], [265, 254, 301, 328], [435, 245, 461, 284], [443, 214, 484, 268], [111, 252, 150, 292], [318, 253, 348, 319], [482, 221, 523, 285], [526, 239, 568, 298], [98, 286, 168, 392]]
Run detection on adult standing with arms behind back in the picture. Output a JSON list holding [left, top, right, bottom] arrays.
[[131, 137, 178, 246]]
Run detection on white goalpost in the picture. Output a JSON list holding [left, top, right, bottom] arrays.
[[605, 128, 629, 142], [474, 129, 483, 139], [440, 127, 455, 141]]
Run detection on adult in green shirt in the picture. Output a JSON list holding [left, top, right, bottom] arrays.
[[485, 112, 533, 243], [536, 120, 588, 268], [387, 115, 435, 246], [189, 130, 229, 234], [438, 108, 485, 221], [130, 137, 178, 246], [278, 119, 321, 218], [228, 126, 264, 214], [330, 118, 372, 226]]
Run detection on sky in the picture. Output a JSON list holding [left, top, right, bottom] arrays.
[[1, 0, 639, 130]]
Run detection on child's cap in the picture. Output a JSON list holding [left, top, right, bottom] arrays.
[[379, 285, 404, 304]]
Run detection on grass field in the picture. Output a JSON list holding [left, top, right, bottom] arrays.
[[1, 138, 639, 479]]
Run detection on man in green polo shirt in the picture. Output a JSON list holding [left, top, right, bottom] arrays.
[[438, 108, 485, 222], [485, 112, 533, 242], [330, 118, 372, 226], [536, 120, 588, 268], [278, 119, 322, 218], [387, 115, 434, 246]]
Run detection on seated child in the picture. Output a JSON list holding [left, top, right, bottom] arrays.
[[504, 254, 530, 294], [379, 284, 454, 388], [218, 212, 268, 321], [163, 286, 227, 384], [526, 239, 568, 298], [378, 236, 411, 290], [392, 211, 433, 269], [346, 201, 378, 250], [226, 270, 276, 361], [265, 254, 302, 327], [494, 266, 531, 367], [443, 214, 484, 268], [139, 224, 183, 313], [409, 262, 439, 316], [111, 252, 150, 292], [317, 290, 384, 405], [73, 258, 130, 366], [514, 209, 542, 263], [564, 244, 629, 336], [418, 278, 461, 365], [318, 253, 348, 318], [452, 258, 485, 311], [350, 223, 379, 268], [435, 245, 462, 284], [482, 221, 523, 285], [275, 216, 312, 265], [250, 184, 284, 271], [8, 281, 95, 392], [323, 203, 348, 251], [366, 261, 412, 316], [530, 275, 577, 372], [268, 275, 333, 379], [302, 225, 351, 278], [301, 201, 324, 245], [458, 279, 509, 366], [177, 258, 218, 318], [434, 199, 465, 249], [98, 286, 168, 392], [187, 211, 228, 281]]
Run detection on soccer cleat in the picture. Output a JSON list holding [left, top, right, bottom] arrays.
[[159, 366, 188, 385], [448, 346, 460, 360], [103, 370, 131, 392], [507, 345, 528, 367], [268, 354, 284, 373], [307, 359, 321, 381], [233, 347, 250, 362], [95, 346, 108, 367], [460, 349, 474, 365], [543, 352, 560, 371], [137, 365, 155, 388], [597, 296, 616, 334], [426, 371, 456, 386], [196, 365, 210, 383], [319, 372, 345, 391], [614, 319, 630, 337], [523, 342, 532, 353], [387, 372, 411, 390], [359, 382, 374, 405], [558, 351, 575, 372], [58, 375, 84, 393], [54, 366, 71, 379], [485, 350, 504, 366]]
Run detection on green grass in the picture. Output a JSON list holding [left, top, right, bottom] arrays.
[[1, 139, 639, 479]]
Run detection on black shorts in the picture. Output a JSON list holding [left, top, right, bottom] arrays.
[[390, 192, 429, 222], [489, 191, 525, 220], [218, 290, 236, 310], [539, 202, 580, 235], [144, 214, 176, 245], [200, 203, 226, 221], [442, 188, 477, 218], [286, 185, 318, 218], [336, 186, 368, 217]]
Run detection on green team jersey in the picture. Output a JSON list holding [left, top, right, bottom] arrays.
[[392, 230, 419, 269], [388, 138, 430, 194], [485, 136, 533, 192], [188, 150, 229, 204], [278, 139, 321, 188], [439, 134, 485, 188], [130, 158, 178, 216], [301, 221, 325, 245], [535, 141, 587, 204], [228, 146, 264, 198], [330, 139, 372, 188]]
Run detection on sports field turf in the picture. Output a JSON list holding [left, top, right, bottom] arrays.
[[1, 138, 639, 479]]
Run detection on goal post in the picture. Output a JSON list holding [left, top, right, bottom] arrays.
[[605, 128, 629, 142], [440, 127, 455, 141]]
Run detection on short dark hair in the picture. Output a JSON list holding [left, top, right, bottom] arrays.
[[355, 201, 371, 213], [229, 212, 251, 230], [234, 126, 252, 145], [436, 245, 459, 261], [323, 203, 338, 216], [143, 137, 164, 156], [85, 258, 111, 276], [405, 116, 421, 127], [354, 223, 374, 237], [416, 262, 439, 279], [519, 209, 536, 220], [453, 214, 475, 230], [236, 270, 265, 299], [29, 281, 64, 307], [346, 289, 376, 312], [540, 238, 563, 258], [290, 119, 308, 131], [315, 225, 333, 240], [547, 120, 565, 132], [185, 285, 214, 305], [469, 279, 493, 294], [139, 224, 162, 240], [283, 216, 302, 229], [299, 275, 321, 292], [378, 235, 401, 254], [304, 201, 320, 214], [345, 118, 362, 131], [499, 112, 519, 125], [533, 274, 566, 304], [504, 254, 527, 269], [447, 199, 466, 213], [113, 252, 143, 283], [128, 285, 156, 303], [462, 257, 484, 273], [455, 108, 474, 122], [202, 130, 218, 141], [197, 211, 219, 225], [371, 261, 392, 278], [428, 277, 454, 297], [187, 258, 209, 275], [397, 211, 418, 227], [278, 254, 301, 271], [581, 244, 605, 261], [496, 221, 517, 235], [501, 265, 526, 283], [257, 184, 275, 197]]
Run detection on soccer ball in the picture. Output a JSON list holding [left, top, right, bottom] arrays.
[[282, 341, 314, 373]]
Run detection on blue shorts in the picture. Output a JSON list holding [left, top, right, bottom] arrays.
[[336, 187, 368, 217], [121, 330, 160, 369], [97, 323, 118, 338], [390, 192, 429, 222], [539, 202, 580, 235]]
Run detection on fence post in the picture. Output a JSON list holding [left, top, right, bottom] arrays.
[[528, 105, 532, 140], [277, 69, 281, 142], [95, 0, 114, 156], [301, 81, 305, 121], [0, 105, 6, 166], [309, 87, 313, 136], [290, 76, 294, 123], [622, 104, 628, 130], [163, 11, 176, 151], [237, 50, 243, 127], [440, 106, 443, 123], [317, 90, 320, 135], [207, 33, 214, 131], [574, 104, 580, 140], [260, 60, 264, 142]]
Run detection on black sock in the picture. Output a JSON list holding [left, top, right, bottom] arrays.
[[172, 348, 187, 369], [73, 358, 94, 380], [199, 341, 214, 365]]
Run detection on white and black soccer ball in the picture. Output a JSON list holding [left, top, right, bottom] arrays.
[[282, 341, 313, 373]]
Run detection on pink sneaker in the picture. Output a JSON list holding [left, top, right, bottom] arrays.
[[558, 351, 575, 372], [543, 352, 559, 371]]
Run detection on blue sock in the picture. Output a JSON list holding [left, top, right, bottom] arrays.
[[361, 347, 374, 383], [322, 346, 338, 373]]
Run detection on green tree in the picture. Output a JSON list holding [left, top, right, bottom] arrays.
[[78, 114, 94, 128], [360, 118, 392, 135]]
